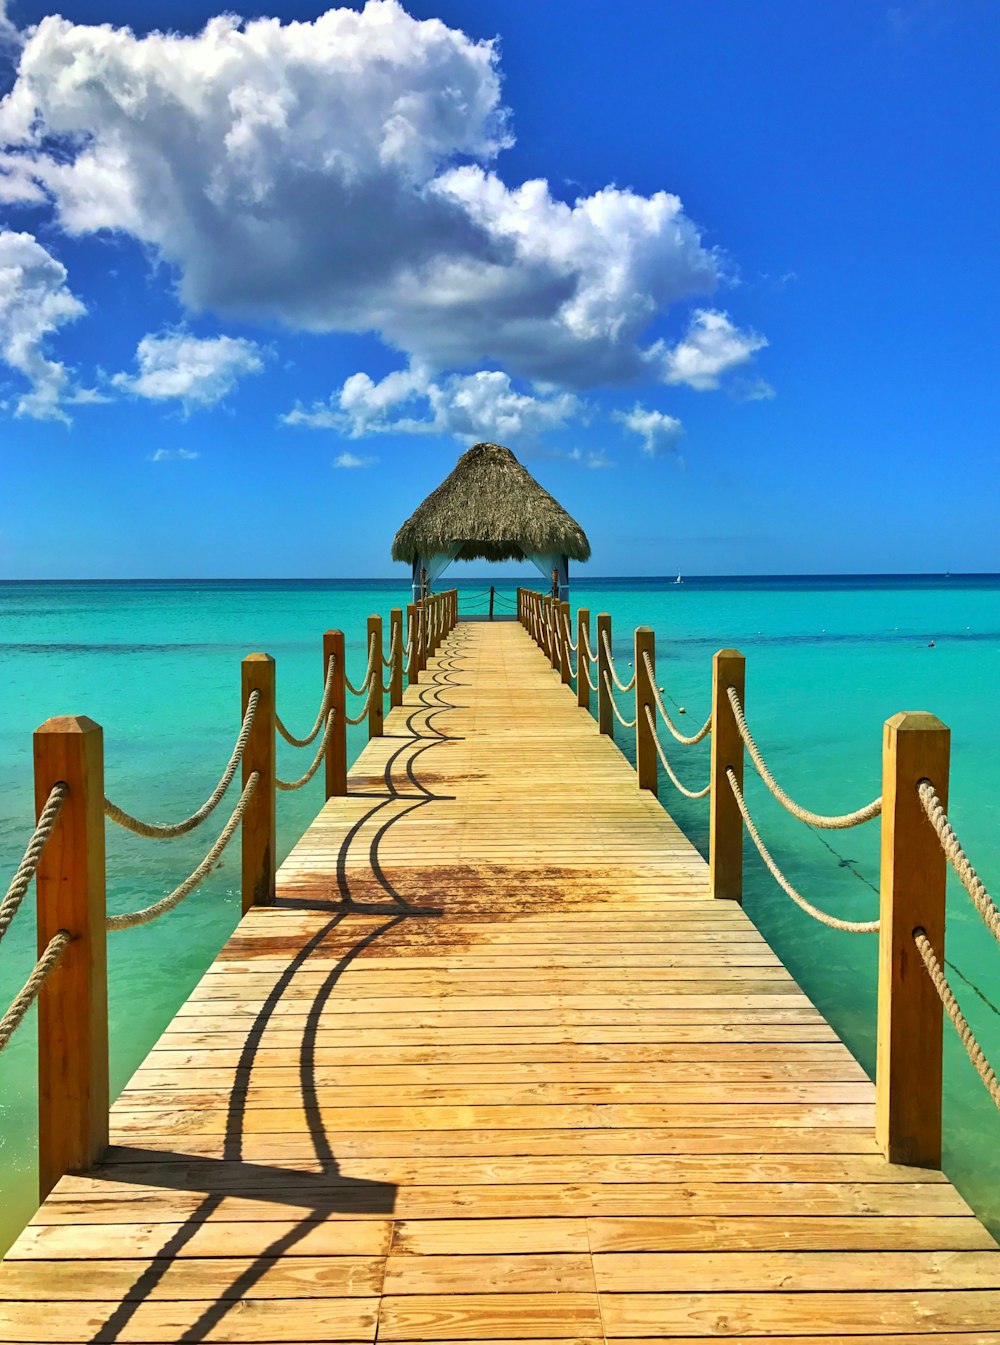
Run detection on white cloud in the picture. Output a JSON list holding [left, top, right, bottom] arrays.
[[661, 309, 766, 391], [0, 2, 725, 389], [569, 446, 613, 469], [285, 361, 580, 443], [333, 450, 375, 468], [615, 404, 684, 457], [149, 447, 199, 461], [0, 2, 19, 48], [737, 376, 776, 402], [0, 229, 85, 421], [113, 331, 264, 410]]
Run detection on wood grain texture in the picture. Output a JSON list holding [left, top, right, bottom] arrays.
[[2, 618, 997, 1343]]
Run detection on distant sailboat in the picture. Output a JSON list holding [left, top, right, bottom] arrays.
[[674, 572, 682, 585]]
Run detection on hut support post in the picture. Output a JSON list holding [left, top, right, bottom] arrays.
[[709, 649, 745, 903], [597, 613, 613, 737], [34, 714, 108, 1202], [324, 631, 347, 797], [577, 608, 591, 711], [876, 712, 950, 1168], [635, 628, 657, 794]]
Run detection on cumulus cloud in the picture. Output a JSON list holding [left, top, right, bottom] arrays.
[[615, 404, 684, 457], [113, 331, 264, 410], [0, 2, 19, 48], [149, 447, 199, 461], [568, 447, 613, 469], [285, 361, 580, 442], [0, 2, 726, 389], [0, 229, 86, 421], [661, 309, 766, 391], [333, 450, 375, 468]]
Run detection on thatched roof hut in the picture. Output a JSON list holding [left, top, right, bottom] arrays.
[[392, 442, 589, 599]]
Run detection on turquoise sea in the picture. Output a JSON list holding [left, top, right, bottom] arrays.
[[1, 575, 999, 1252]]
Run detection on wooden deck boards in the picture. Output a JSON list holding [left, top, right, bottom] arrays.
[[2, 617, 999, 1342]]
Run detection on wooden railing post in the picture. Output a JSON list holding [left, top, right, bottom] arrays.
[[876, 711, 950, 1167], [489, 585, 495, 621], [597, 613, 613, 737], [324, 631, 347, 797], [709, 649, 745, 903], [416, 600, 426, 672], [242, 653, 276, 912], [577, 608, 591, 710], [389, 608, 403, 707], [635, 628, 657, 794], [33, 715, 108, 1201], [367, 615, 384, 739], [548, 598, 560, 671], [559, 601, 572, 685], [407, 604, 419, 686]]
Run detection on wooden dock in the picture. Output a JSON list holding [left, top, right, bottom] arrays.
[[2, 615, 1000, 1342]]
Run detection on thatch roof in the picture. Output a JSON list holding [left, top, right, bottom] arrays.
[[392, 442, 591, 565]]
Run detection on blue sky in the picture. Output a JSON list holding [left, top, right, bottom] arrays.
[[0, 0, 997, 578]]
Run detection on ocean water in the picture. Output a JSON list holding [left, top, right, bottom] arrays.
[[1, 575, 999, 1251]]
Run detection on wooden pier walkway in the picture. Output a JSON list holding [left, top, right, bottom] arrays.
[[2, 616, 1000, 1342]]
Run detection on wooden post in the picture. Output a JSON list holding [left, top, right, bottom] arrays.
[[389, 608, 403, 708], [635, 627, 657, 794], [367, 615, 384, 739], [597, 613, 613, 737], [324, 631, 347, 798], [407, 604, 419, 686], [416, 600, 426, 672], [577, 608, 591, 711], [489, 585, 495, 621], [709, 649, 745, 903], [560, 601, 572, 685], [242, 654, 276, 912], [33, 715, 108, 1201], [876, 712, 950, 1168], [551, 567, 559, 598], [548, 598, 560, 671]]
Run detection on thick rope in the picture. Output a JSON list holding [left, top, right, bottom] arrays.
[[643, 652, 712, 745], [106, 774, 258, 931], [580, 625, 597, 665], [105, 693, 258, 839], [726, 769, 879, 933], [601, 630, 637, 693], [582, 658, 599, 692], [344, 635, 378, 696], [726, 686, 882, 830], [381, 624, 402, 669], [918, 782, 1000, 946], [276, 657, 335, 748], [913, 928, 1000, 1109], [561, 613, 579, 654], [277, 713, 334, 791], [345, 679, 379, 725], [602, 672, 637, 728], [644, 706, 711, 799], [0, 784, 67, 947], [0, 929, 71, 1053]]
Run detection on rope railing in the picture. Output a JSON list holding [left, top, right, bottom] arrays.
[[0, 782, 67, 946], [913, 929, 1000, 1110], [726, 768, 880, 933], [345, 679, 379, 725], [105, 692, 258, 839], [0, 930, 71, 1054], [582, 658, 599, 692], [344, 634, 379, 696], [602, 672, 637, 728], [726, 685, 882, 830], [601, 630, 637, 692], [643, 705, 711, 800], [561, 613, 579, 654], [580, 625, 598, 664], [918, 782, 1000, 945], [381, 624, 401, 669], [643, 653, 712, 746], [277, 657, 335, 748], [106, 773, 258, 931], [276, 713, 335, 791]]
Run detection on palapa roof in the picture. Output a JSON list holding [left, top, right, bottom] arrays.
[[392, 442, 591, 566]]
